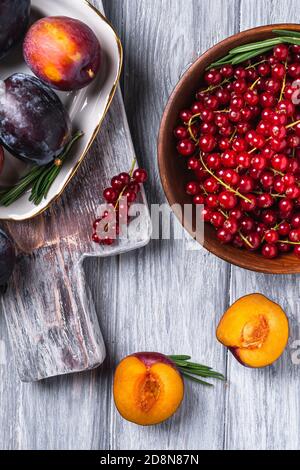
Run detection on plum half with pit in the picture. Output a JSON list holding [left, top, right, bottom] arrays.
[[0, 229, 16, 291], [0, 0, 31, 60], [0, 74, 71, 166]]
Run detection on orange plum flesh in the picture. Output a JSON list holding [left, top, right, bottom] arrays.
[[217, 294, 289, 368], [113, 352, 184, 426]]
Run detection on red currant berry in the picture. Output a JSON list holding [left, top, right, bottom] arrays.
[[111, 176, 125, 191], [221, 150, 237, 168], [204, 69, 222, 85], [265, 229, 279, 244], [188, 157, 200, 170], [179, 109, 193, 123], [278, 221, 291, 236], [241, 194, 257, 212], [257, 193, 274, 209], [219, 191, 238, 210], [261, 210, 278, 227], [258, 63, 271, 77], [260, 91, 276, 108], [177, 139, 196, 156], [220, 64, 234, 78], [273, 44, 289, 61], [262, 243, 279, 259], [286, 185, 300, 200], [193, 195, 205, 205], [103, 187, 118, 203], [199, 135, 216, 153], [211, 212, 226, 228], [279, 198, 294, 214], [133, 169, 148, 184], [223, 216, 239, 235], [119, 172, 131, 186], [251, 155, 267, 170], [291, 214, 300, 228], [174, 126, 188, 140], [217, 228, 233, 244], [206, 194, 219, 208], [206, 153, 221, 170], [272, 63, 286, 80], [260, 171, 274, 189], [247, 232, 262, 251], [271, 154, 288, 172], [294, 245, 300, 258], [186, 181, 200, 196], [203, 177, 219, 193], [288, 63, 300, 78], [289, 229, 300, 242], [240, 216, 255, 234], [201, 208, 213, 222]]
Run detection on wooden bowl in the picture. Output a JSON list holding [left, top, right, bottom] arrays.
[[158, 24, 300, 274]]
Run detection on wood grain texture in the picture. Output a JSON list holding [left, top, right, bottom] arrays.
[[0, 0, 299, 451]]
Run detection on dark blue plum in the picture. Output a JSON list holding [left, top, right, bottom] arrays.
[[0, 0, 31, 59], [0, 229, 16, 289], [0, 73, 71, 166]]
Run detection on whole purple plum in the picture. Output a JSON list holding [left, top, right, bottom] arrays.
[[0, 0, 31, 59], [0, 74, 71, 166]]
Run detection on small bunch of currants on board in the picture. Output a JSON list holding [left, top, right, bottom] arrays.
[[92, 162, 148, 246], [174, 30, 300, 259]]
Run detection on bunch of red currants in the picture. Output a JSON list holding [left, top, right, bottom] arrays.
[[174, 43, 300, 259], [92, 166, 148, 246]]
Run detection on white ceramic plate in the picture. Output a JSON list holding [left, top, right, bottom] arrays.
[[0, 0, 122, 221]]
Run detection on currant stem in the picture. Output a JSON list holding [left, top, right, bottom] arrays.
[[279, 61, 287, 101], [278, 240, 300, 245], [114, 158, 137, 211], [239, 231, 254, 249], [200, 78, 230, 94], [286, 119, 300, 129], [246, 59, 267, 70], [250, 78, 260, 91]]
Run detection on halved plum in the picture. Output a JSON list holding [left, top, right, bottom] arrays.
[[0, 74, 71, 166], [0, 0, 31, 60]]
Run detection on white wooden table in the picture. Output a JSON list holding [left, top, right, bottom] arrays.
[[1, 0, 300, 451]]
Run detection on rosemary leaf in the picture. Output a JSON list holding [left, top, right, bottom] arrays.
[[230, 46, 274, 64], [178, 361, 213, 370], [180, 372, 213, 387], [281, 37, 300, 46], [230, 37, 284, 54], [273, 29, 300, 38], [179, 367, 225, 380], [169, 355, 225, 386], [168, 355, 192, 361]]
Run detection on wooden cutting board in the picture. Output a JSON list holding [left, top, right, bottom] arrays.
[[0, 82, 151, 382]]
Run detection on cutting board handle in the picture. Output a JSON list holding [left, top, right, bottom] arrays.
[[1, 243, 106, 382]]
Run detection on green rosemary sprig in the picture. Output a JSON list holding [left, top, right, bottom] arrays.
[[168, 355, 226, 387], [0, 131, 84, 207], [207, 30, 300, 69]]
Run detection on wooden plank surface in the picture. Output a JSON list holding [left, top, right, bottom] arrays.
[[0, 0, 299, 450]]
